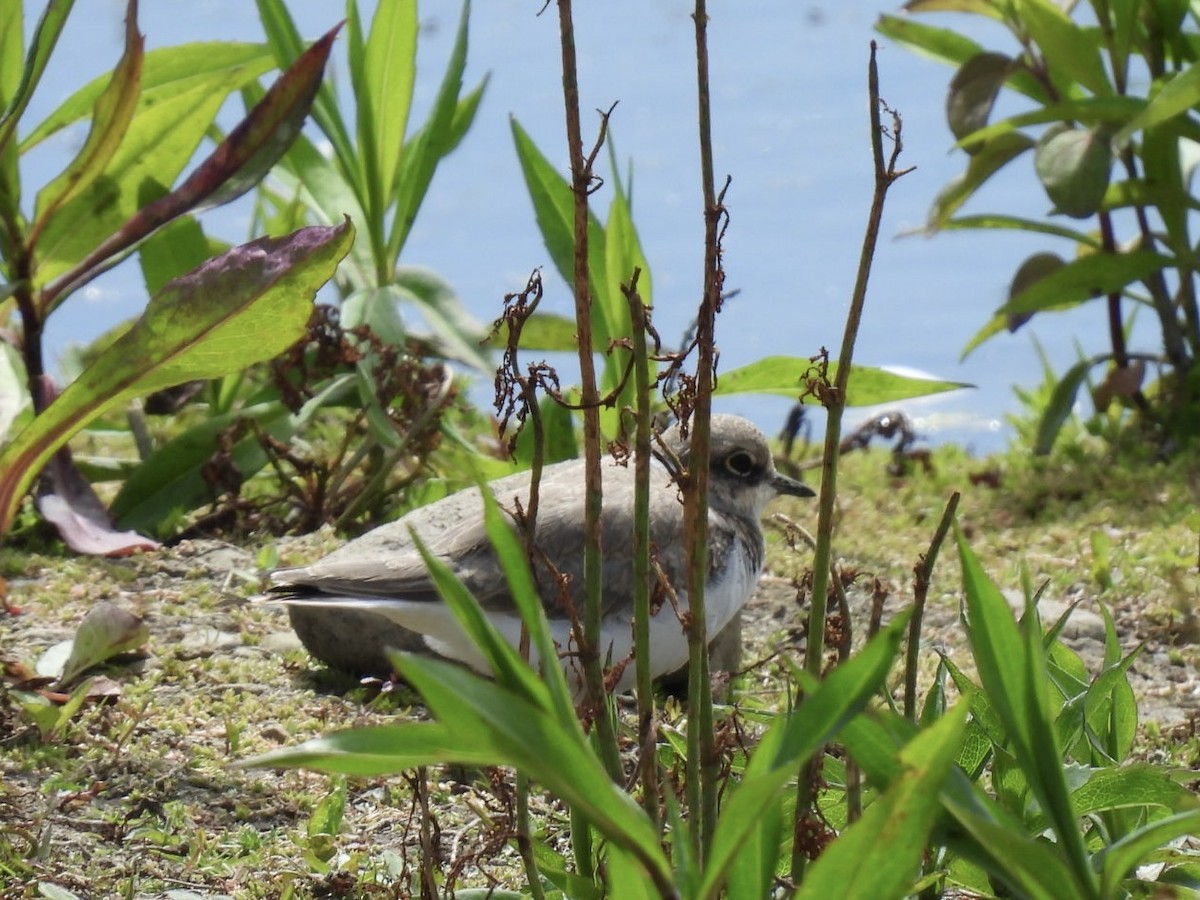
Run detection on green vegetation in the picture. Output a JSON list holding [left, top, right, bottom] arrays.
[[1, 1, 1199, 898], [880, 0, 1200, 454]]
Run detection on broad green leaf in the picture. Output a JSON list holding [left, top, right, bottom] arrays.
[[243, 721, 500, 773], [393, 265, 490, 372], [605, 845, 658, 900], [0, 220, 354, 537], [1071, 764, 1199, 817], [0, 0, 75, 153], [1114, 62, 1200, 147], [0, 4, 22, 111], [1005, 251, 1066, 334], [511, 116, 609, 334], [928, 131, 1033, 229], [389, 1, 475, 260], [999, 250, 1170, 318], [32, 8, 142, 234], [947, 52, 1014, 146], [482, 311, 584, 353], [904, 0, 1005, 18], [600, 149, 645, 412], [1097, 810, 1200, 897], [21, 43, 274, 152], [953, 96, 1146, 150], [795, 705, 969, 900], [272, 131, 375, 289], [1034, 124, 1112, 218], [715, 356, 972, 406], [1017, 0, 1111, 96]]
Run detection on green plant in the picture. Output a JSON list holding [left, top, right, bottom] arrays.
[[879, 0, 1200, 454], [0, 2, 352, 547], [100, 0, 491, 539]]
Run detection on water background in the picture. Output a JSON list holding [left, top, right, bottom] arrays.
[[21, 1, 1152, 455]]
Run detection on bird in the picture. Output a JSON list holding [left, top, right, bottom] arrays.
[[266, 414, 815, 697]]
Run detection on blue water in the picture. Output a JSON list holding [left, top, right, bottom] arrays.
[[21, 1, 1142, 455]]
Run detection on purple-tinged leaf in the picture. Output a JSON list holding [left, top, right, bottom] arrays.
[[40, 22, 343, 312], [31, 0, 143, 244], [0, 219, 355, 540]]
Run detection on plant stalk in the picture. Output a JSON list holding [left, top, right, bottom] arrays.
[[554, 0, 622, 781], [687, 0, 720, 862], [793, 41, 910, 886]]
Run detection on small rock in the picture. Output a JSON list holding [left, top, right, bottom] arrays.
[[259, 630, 305, 654], [1001, 590, 1106, 642], [176, 626, 241, 659]]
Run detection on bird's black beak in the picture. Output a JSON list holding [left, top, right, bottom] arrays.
[[773, 472, 816, 498]]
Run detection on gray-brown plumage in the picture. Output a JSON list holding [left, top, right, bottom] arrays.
[[268, 414, 814, 694]]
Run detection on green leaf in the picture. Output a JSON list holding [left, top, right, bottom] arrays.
[[1034, 357, 1095, 455], [1071, 764, 1199, 818], [393, 266, 491, 372], [253, 0, 357, 191], [55, 601, 147, 687], [947, 52, 1014, 146], [939, 213, 1101, 248], [482, 311, 584, 353], [1017, 0, 1111, 96], [0, 0, 75, 154], [795, 705, 969, 900], [390, 1, 476, 260], [137, 216, 214, 299], [357, 0, 417, 210], [699, 612, 911, 897], [32, 7, 142, 235], [511, 116, 609, 333], [1097, 810, 1200, 897], [395, 655, 672, 884], [32, 56, 277, 291], [1034, 124, 1113, 218], [1000, 250, 1170, 319], [0, 220, 354, 537], [876, 14, 1046, 102], [21, 42, 274, 152], [715, 356, 972, 406], [243, 721, 501, 773], [928, 131, 1034, 229], [1114, 62, 1200, 147]]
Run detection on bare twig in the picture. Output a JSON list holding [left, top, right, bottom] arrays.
[[905, 491, 960, 720]]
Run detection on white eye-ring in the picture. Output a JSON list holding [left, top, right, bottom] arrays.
[[725, 450, 756, 477]]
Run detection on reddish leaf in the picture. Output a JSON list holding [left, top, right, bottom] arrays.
[[32, 381, 159, 556], [41, 21, 344, 310]]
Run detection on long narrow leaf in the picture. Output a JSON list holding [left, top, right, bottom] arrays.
[[395, 654, 672, 885], [389, 0, 475, 259], [0, 0, 76, 152], [698, 611, 911, 898], [243, 721, 500, 773], [31, 1, 142, 236], [795, 704, 969, 900]]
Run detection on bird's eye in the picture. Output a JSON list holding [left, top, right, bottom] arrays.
[[725, 450, 756, 477]]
